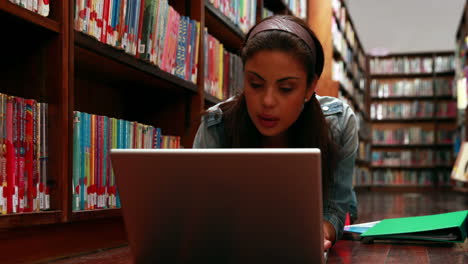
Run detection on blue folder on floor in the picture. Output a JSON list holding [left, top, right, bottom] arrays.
[[360, 210, 468, 243]]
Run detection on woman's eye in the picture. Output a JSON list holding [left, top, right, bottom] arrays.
[[280, 87, 293, 93], [250, 83, 263, 89]]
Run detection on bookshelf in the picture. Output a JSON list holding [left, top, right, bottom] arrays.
[[0, 0, 307, 262], [454, 0, 468, 192], [309, 0, 371, 190], [368, 52, 457, 191]]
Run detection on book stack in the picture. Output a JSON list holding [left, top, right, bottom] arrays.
[[8, 0, 49, 17], [372, 127, 434, 145], [434, 55, 455, 73], [372, 150, 452, 167], [437, 130, 454, 144], [370, 57, 434, 75], [436, 101, 457, 118], [72, 111, 180, 211], [0, 94, 49, 215], [354, 167, 371, 186], [207, 0, 257, 34], [203, 30, 244, 100], [371, 79, 434, 98], [434, 79, 455, 96], [372, 170, 433, 186], [371, 101, 435, 120], [74, 0, 202, 84]]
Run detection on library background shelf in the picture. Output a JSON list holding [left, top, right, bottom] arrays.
[[11, 0, 468, 262], [369, 52, 457, 190], [454, 0, 468, 192], [0, 0, 60, 33], [204, 0, 244, 51]]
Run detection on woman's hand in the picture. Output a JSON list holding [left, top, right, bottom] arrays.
[[323, 221, 336, 251]]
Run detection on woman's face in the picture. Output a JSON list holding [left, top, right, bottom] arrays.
[[244, 50, 315, 138]]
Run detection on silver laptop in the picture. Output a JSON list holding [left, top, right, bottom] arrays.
[[110, 148, 325, 264]]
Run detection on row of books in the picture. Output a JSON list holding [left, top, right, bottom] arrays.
[[372, 150, 453, 167], [357, 142, 371, 162], [0, 94, 49, 215], [372, 170, 451, 186], [331, 14, 366, 80], [338, 88, 365, 116], [204, 32, 244, 100], [207, 0, 257, 34], [332, 18, 366, 83], [370, 79, 455, 98], [72, 111, 180, 211], [262, 7, 274, 19], [284, 0, 307, 19], [334, 61, 366, 109], [370, 56, 455, 75], [356, 111, 371, 140], [331, 0, 359, 57], [373, 127, 434, 145], [74, 0, 201, 84], [371, 101, 457, 120], [373, 128, 454, 145], [353, 166, 371, 186], [8, 0, 49, 17]]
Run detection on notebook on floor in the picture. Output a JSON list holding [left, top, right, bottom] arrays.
[[110, 148, 327, 264]]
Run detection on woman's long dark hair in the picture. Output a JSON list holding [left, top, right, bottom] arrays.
[[218, 15, 338, 197]]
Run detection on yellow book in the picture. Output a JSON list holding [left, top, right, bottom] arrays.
[[218, 42, 224, 100]]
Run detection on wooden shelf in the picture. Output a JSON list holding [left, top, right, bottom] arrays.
[[359, 134, 370, 142], [434, 70, 456, 77], [371, 95, 455, 101], [453, 185, 468, 193], [74, 31, 198, 94], [71, 208, 122, 222], [356, 159, 370, 166], [371, 71, 454, 79], [0, 0, 60, 33], [338, 84, 368, 119], [205, 1, 244, 50], [372, 143, 453, 148], [372, 117, 456, 123], [204, 92, 222, 105], [372, 165, 453, 170], [371, 73, 434, 79], [0, 210, 62, 228], [355, 185, 452, 192]]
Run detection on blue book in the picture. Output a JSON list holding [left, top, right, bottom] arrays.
[[185, 19, 193, 82], [174, 16, 188, 79]]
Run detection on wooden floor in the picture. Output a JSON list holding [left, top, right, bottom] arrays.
[[45, 191, 468, 264]]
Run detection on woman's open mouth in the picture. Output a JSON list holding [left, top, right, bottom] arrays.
[[258, 115, 279, 128]]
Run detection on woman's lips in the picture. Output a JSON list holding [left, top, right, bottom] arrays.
[[258, 115, 279, 128]]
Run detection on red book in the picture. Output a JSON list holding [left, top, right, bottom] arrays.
[[6, 97, 15, 214], [135, 0, 146, 57], [24, 99, 35, 212], [101, 0, 111, 43], [17, 98, 26, 213]]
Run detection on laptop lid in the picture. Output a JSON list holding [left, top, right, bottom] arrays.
[[110, 148, 324, 264]]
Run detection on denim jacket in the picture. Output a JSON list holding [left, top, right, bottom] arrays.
[[192, 95, 359, 240]]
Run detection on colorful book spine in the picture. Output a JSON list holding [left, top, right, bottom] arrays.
[[0, 95, 5, 214], [73, 112, 81, 211]]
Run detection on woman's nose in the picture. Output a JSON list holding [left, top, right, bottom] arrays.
[[262, 89, 276, 107]]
